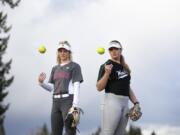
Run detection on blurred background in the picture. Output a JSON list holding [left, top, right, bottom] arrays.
[[1, 0, 179, 135]]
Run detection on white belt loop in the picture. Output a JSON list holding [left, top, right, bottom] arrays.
[[53, 94, 70, 98]]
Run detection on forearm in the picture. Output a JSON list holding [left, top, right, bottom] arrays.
[[129, 87, 139, 104], [39, 82, 54, 92], [73, 82, 80, 107], [96, 73, 110, 91]]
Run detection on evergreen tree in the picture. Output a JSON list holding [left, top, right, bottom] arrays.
[[91, 127, 101, 135], [0, 0, 20, 134], [151, 131, 156, 135], [128, 125, 142, 135], [35, 124, 50, 135]]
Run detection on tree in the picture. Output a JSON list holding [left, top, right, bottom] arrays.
[[151, 131, 156, 135], [128, 125, 142, 135], [0, 0, 20, 134], [91, 127, 101, 135], [34, 124, 50, 135]]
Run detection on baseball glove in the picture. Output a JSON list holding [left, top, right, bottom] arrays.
[[65, 107, 84, 128], [127, 104, 142, 121]]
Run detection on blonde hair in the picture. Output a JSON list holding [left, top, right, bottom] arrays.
[[56, 41, 72, 64]]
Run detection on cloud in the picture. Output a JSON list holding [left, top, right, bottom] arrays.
[[49, 0, 99, 13], [3, 0, 180, 134]]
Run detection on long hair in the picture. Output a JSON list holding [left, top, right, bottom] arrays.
[[110, 40, 131, 74], [120, 54, 131, 74], [56, 41, 73, 64]]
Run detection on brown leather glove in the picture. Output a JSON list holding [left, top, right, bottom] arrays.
[[65, 107, 83, 128], [127, 103, 142, 121]]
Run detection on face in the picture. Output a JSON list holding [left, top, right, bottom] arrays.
[[58, 48, 70, 61], [109, 47, 122, 60]]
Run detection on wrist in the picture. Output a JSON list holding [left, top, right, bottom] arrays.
[[39, 82, 43, 85], [134, 101, 139, 105], [73, 103, 78, 108], [104, 72, 111, 77]]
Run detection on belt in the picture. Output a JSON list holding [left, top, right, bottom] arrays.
[[53, 94, 70, 98]]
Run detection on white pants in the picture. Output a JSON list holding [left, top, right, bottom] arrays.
[[101, 93, 129, 135]]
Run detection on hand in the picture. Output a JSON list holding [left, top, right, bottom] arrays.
[[38, 72, 46, 84], [128, 103, 142, 121], [134, 103, 141, 111], [104, 64, 113, 75]]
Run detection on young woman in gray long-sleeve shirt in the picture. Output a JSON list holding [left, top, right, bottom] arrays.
[[38, 41, 83, 135]]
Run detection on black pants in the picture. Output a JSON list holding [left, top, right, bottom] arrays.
[[51, 95, 76, 135]]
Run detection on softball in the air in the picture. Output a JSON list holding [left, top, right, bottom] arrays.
[[97, 47, 105, 55], [38, 45, 46, 54]]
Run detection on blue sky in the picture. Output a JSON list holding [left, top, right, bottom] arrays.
[[2, 0, 180, 135]]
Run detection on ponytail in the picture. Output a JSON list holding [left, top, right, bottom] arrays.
[[120, 54, 131, 74]]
